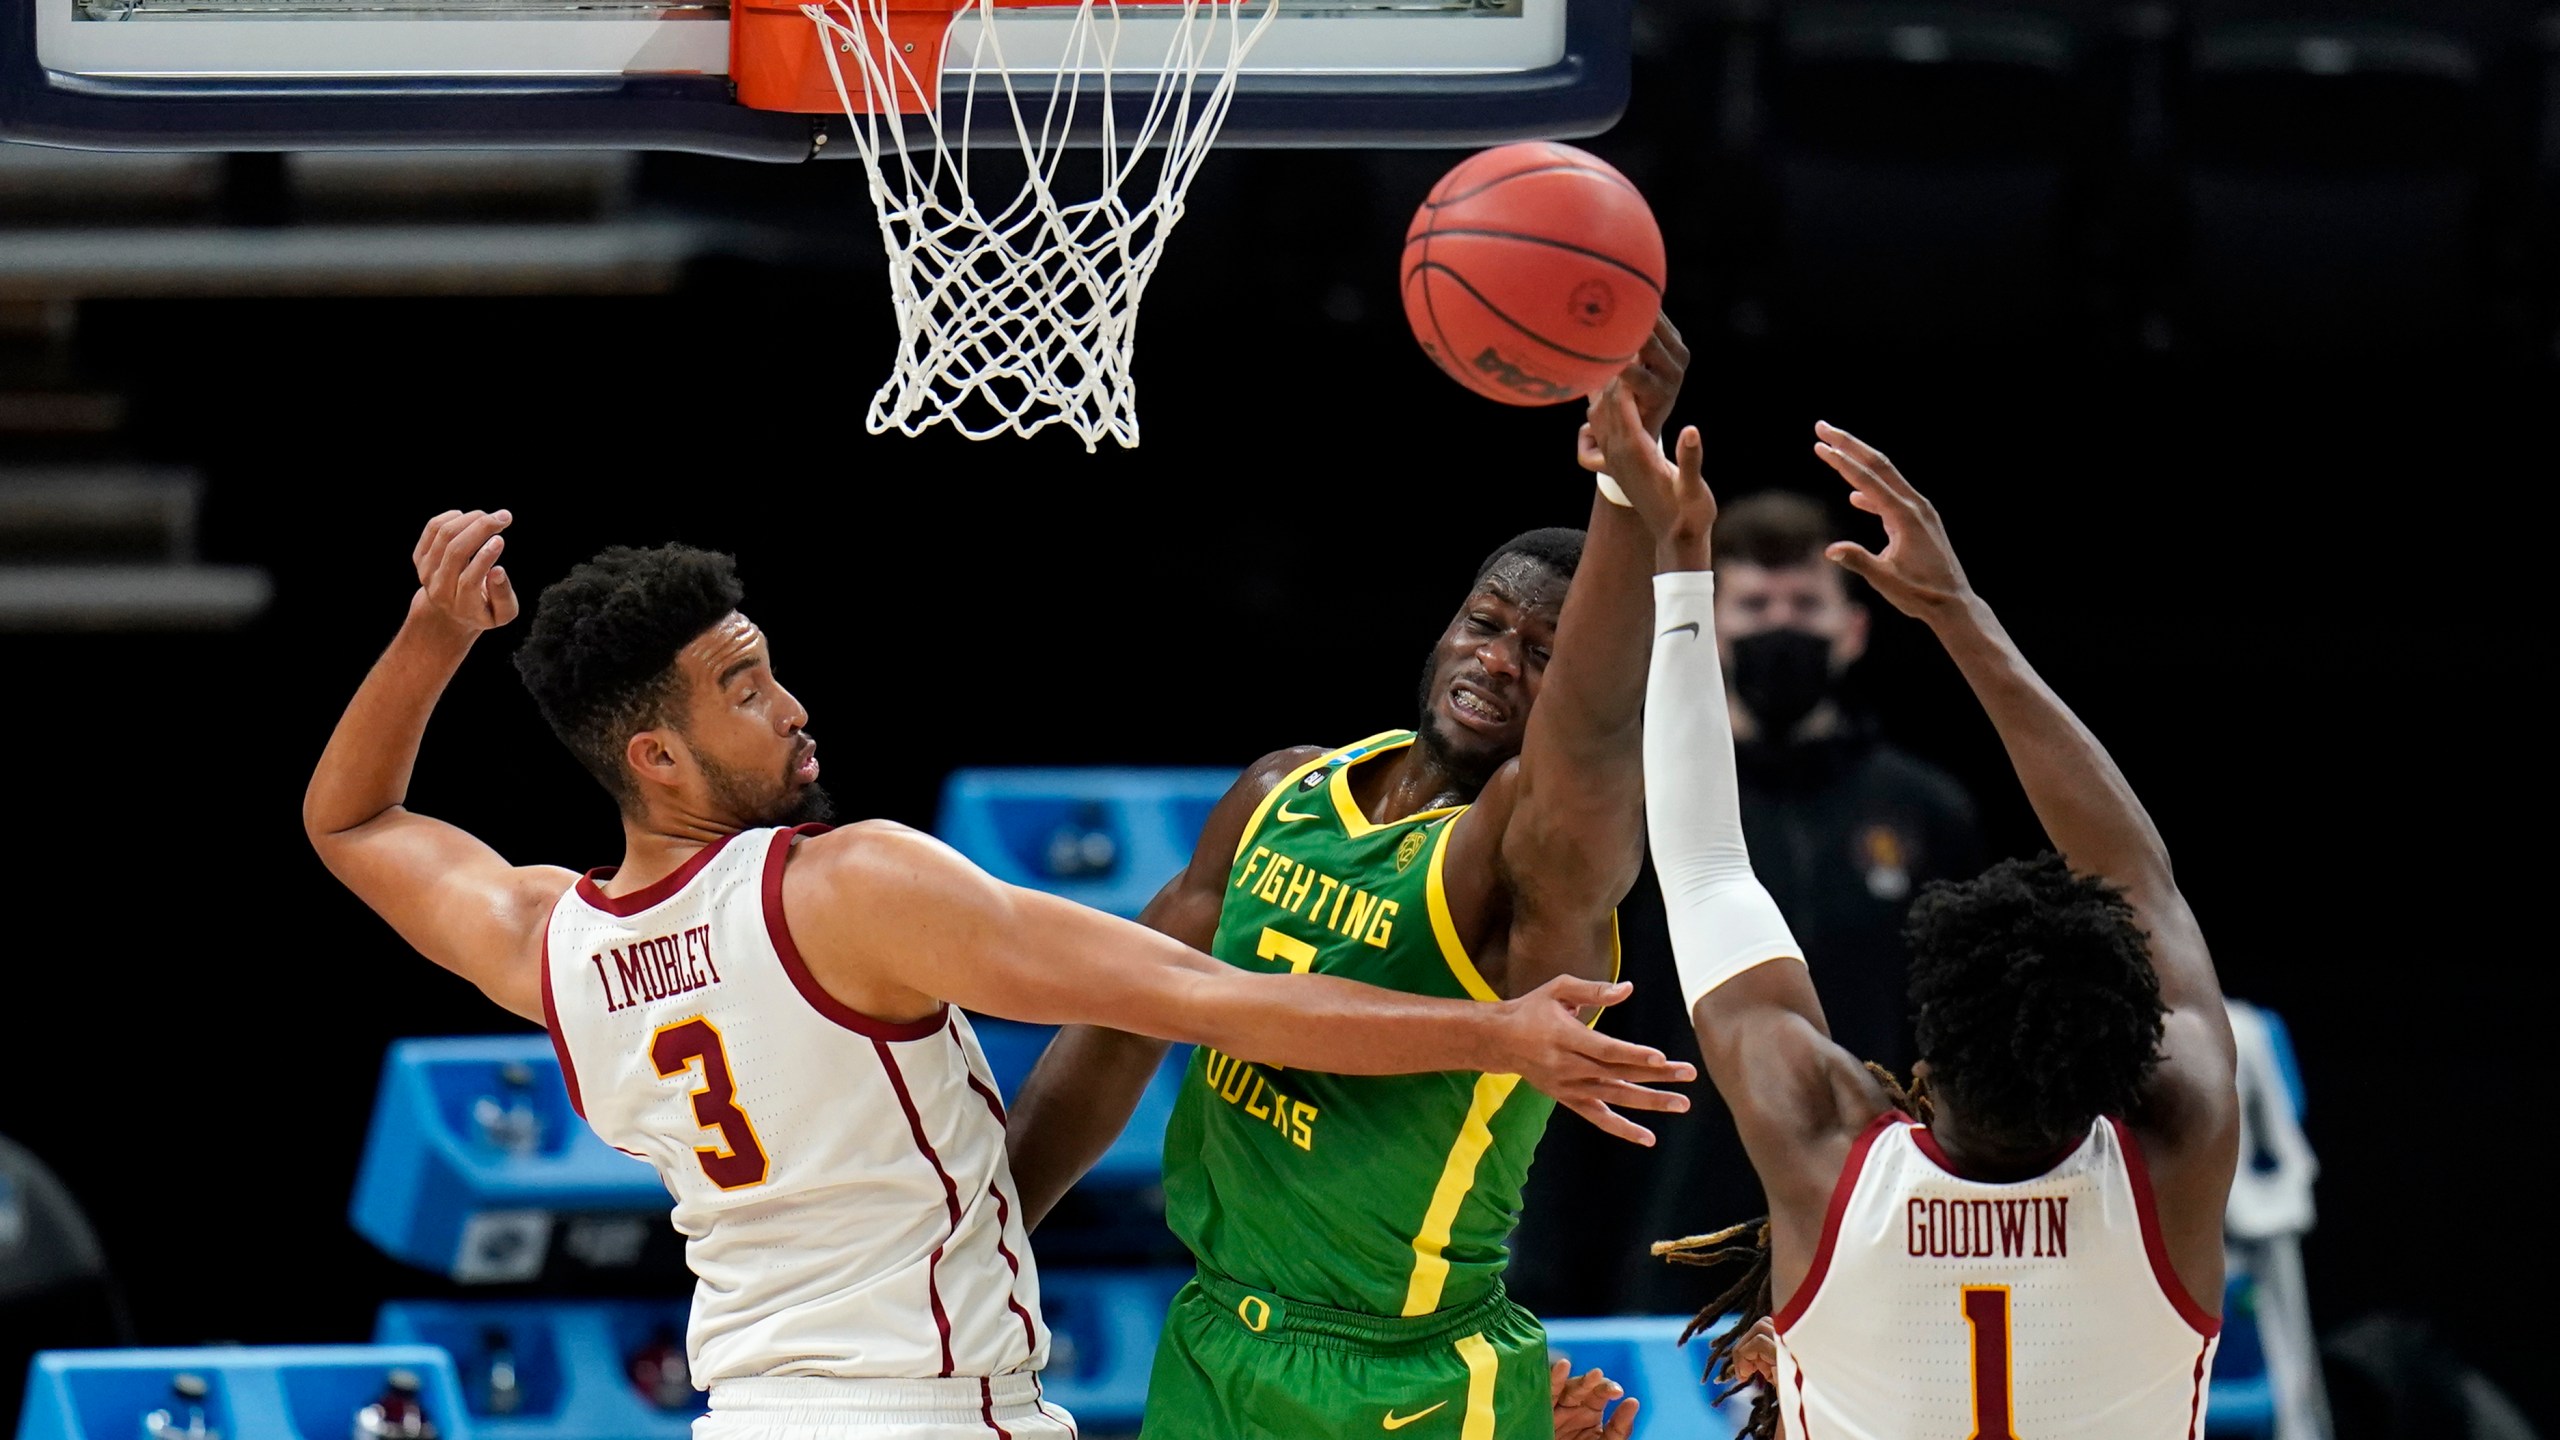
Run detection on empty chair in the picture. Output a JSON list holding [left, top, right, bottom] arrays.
[[2170, 8, 2506, 352], [1754, 1, 2119, 348]]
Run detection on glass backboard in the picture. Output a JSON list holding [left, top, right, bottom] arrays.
[[1, 0, 1627, 157]]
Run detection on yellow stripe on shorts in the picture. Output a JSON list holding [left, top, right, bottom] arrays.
[[1455, 1332, 1498, 1440]]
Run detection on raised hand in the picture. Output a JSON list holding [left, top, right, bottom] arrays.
[[1550, 1357, 1639, 1440], [1491, 975, 1694, 1146], [1577, 313, 1689, 474], [409, 509, 520, 634], [1812, 422, 1973, 621]]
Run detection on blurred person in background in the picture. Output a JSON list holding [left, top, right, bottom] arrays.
[[1710, 490, 1981, 1077]]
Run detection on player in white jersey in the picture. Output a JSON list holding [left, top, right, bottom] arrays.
[[1583, 397, 2239, 1439], [303, 512, 1696, 1439]]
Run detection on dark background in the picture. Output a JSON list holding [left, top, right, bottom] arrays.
[[4, 0, 2554, 1427]]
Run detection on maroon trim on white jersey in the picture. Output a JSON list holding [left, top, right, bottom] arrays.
[[2107, 1116, 2222, 1336], [575, 831, 741, 917], [1907, 1124, 1986, 1180], [1772, 1110, 1908, 1333], [2184, 1334, 2213, 1438], [761, 826, 950, 1041], [1033, 1376, 1075, 1439], [536, 898, 586, 1119], [978, 1377, 1012, 1439], [875, 1036, 963, 1376], [1783, 1341, 1816, 1439], [956, 1031, 1040, 1364]]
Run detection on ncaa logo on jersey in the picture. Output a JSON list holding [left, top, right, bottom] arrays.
[[1300, 769, 1329, 791], [1395, 831, 1426, 872]]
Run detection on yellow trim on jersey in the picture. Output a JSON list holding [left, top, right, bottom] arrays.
[[1401, 1072, 1522, 1315], [1323, 730, 1462, 838], [1425, 816, 1622, 1019], [1233, 751, 1337, 861], [1424, 815, 1501, 1004], [1454, 1331, 1499, 1440]]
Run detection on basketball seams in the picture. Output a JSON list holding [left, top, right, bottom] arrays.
[[1422, 160, 1645, 212], [1404, 261, 1640, 368], [1405, 228, 1664, 296], [1401, 139, 1664, 405], [1409, 219, 1471, 390]]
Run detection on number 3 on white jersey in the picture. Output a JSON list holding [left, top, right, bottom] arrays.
[[651, 1016, 771, 1190]]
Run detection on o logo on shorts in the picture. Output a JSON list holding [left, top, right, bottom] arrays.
[[1237, 1296, 1272, 1333]]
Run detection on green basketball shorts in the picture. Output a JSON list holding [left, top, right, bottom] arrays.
[[1140, 1270, 1551, 1440]]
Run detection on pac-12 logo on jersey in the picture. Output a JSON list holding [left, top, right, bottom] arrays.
[[1395, 831, 1426, 872]]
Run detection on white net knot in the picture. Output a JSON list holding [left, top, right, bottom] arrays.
[[806, 0, 1280, 450]]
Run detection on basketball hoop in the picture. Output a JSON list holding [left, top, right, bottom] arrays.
[[739, 0, 1278, 449]]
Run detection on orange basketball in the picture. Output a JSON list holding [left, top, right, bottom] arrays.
[[1402, 142, 1667, 406]]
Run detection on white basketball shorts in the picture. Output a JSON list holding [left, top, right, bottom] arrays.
[[697, 1375, 1077, 1440]]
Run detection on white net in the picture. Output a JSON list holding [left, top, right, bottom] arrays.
[[805, 0, 1280, 450]]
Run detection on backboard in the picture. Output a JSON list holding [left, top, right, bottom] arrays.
[[1, 0, 1628, 159]]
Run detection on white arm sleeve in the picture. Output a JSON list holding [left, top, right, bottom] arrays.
[[1647, 571, 1806, 1014]]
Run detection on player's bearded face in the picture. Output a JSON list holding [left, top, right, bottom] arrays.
[[697, 736, 834, 827]]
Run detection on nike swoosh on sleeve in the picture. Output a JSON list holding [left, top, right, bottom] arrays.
[[1660, 621, 1702, 640]]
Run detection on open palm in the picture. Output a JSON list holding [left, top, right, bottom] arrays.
[[1811, 421, 1972, 622]]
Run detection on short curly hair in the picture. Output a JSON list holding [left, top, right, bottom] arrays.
[[1472, 527, 1584, 588], [512, 544, 744, 808], [1905, 853, 2165, 1154]]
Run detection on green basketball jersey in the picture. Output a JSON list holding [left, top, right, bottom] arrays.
[[1161, 729, 1615, 1319]]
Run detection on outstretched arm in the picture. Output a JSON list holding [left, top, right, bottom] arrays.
[[1811, 423, 2235, 1152], [1003, 747, 1314, 1228], [793, 826, 1694, 1146], [1447, 316, 1692, 994], [303, 509, 576, 1024], [1813, 424, 2235, 1309], [1586, 395, 1888, 1239]]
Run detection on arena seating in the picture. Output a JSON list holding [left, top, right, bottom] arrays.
[[14, 1346, 470, 1440], [932, 768, 1236, 920], [348, 1037, 665, 1284], [373, 1300, 698, 1438], [1758, 1, 2109, 345], [1628, 0, 2555, 355]]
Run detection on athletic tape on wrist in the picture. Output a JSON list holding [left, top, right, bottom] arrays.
[[1595, 473, 1633, 507]]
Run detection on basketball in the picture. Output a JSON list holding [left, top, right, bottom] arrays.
[[1402, 141, 1668, 407]]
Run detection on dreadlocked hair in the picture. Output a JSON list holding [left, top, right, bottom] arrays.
[[1652, 1218, 1778, 1440], [1906, 851, 2165, 1156], [1652, 1063, 1929, 1440]]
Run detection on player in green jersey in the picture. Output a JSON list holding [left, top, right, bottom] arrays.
[[1004, 318, 1692, 1440]]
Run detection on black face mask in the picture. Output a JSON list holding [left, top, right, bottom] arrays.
[[1731, 628, 1834, 742]]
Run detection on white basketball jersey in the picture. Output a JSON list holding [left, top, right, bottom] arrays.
[[539, 825, 1051, 1392], [1773, 1114, 2219, 1440]]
